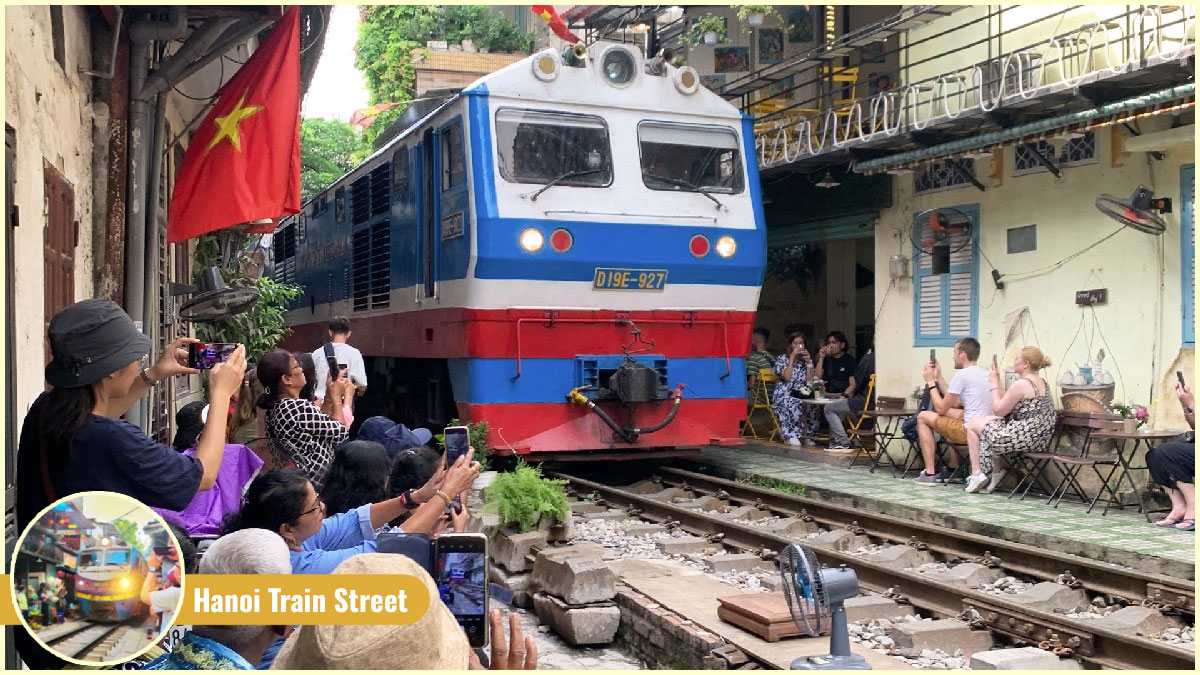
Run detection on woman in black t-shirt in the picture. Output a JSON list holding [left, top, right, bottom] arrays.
[[258, 348, 354, 490]]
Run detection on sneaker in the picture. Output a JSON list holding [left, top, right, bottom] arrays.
[[964, 472, 989, 494], [826, 443, 853, 453], [984, 469, 1008, 493], [913, 472, 941, 485], [786, 437, 802, 447], [934, 466, 957, 483]]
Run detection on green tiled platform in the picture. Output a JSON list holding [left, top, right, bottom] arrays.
[[691, 446, 1195, 581]]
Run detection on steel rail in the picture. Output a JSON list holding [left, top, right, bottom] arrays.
[[656, 467, 1194, 613], [552, 472, 1194, 670]]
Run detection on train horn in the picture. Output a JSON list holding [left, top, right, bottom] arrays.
[[562, 43, 587, 67]]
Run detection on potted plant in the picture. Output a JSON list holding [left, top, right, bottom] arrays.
[[1111, 402, 1149, 433], [483, 461, 570, 534], [735, 5, 783, 29], [687, 14, 728, 46]]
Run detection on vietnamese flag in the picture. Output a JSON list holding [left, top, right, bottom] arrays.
[[167, 6, 301, 244], [532, 5, 580, 44]]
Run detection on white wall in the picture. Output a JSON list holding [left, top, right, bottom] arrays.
[[873, 119, 1195, 428], [5, 5, 96, 418]]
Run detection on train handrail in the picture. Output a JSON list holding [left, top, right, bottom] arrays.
[[512, 316, 733, 381]]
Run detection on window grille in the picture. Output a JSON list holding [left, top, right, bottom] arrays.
[[914, 159, 975, 195]]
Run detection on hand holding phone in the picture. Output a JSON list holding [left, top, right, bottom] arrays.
[[992, 354, 999, 371], [326, 355, 341, 381], [443, 426, 470, 467], [435, 533, 489, 648], [929, 349, 937, 364], [1177, 371, 1186, 388]]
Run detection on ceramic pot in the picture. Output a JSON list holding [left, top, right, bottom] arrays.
[[704, 31, 719, 45], [747, 12, 765, 27], [1123, 418, 1137, 433]]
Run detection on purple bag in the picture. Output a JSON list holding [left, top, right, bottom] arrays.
[[152, 444, 264, 537]]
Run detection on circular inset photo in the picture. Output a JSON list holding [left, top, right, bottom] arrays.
[[11, 492, 185, 666]]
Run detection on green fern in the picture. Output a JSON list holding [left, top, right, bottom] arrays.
[[484, 461, 569, 533]]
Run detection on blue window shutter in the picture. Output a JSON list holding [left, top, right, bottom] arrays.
[[1183, 164, 1195, 347], [912, 204, 980, 347]]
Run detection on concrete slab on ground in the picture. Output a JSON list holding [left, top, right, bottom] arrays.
[[691, 446, 1195, 580], [612, 559, 911, 670]]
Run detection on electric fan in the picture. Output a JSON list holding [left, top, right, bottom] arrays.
[[1095, 185, 1168, 235], [779, 543, 870, 670], [171, 230, 260, 322], [910, 207, 973, 276]]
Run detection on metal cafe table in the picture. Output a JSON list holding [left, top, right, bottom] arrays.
[[1085, 428, 1184, 521]]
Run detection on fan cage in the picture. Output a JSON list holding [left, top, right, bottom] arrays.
[[1095, 194, 1166, 235]]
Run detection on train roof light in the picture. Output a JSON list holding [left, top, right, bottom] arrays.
[[600, 46, 637, 88], [674, 66, 700, 95], [715, 235, 737, 258], [520, 228, 545, 253], [101, 537, 110, 546], [533, 51, 560, 82]]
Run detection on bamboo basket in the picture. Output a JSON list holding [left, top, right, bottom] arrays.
[[1059, 383, 1116, 413]]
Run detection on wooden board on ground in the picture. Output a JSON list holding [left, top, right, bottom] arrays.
[[717, 592, 820, 642]]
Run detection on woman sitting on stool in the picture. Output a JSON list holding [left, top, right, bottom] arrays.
[[1149, 381, 1195, 532]]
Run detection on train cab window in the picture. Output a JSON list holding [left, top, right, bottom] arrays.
[[638, 122, 744, 194], [79, 551, 101, 567], [442, 125, 465, 191], [334, 187, 345, 222], [106, 549, 130, 566], [393, 146, 408, 192], [495, 109, 612, 187]]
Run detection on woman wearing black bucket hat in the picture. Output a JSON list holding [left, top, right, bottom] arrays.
[[16, 299, 247, 532]]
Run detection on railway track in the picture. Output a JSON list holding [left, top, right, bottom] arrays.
[[551, 467, 1195, 670], [45, 622, 133, 662]]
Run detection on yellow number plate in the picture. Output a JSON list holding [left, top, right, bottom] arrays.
[[592, 268, 668, 291]]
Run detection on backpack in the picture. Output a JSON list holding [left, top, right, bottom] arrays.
[[900, 384, 941, 442]]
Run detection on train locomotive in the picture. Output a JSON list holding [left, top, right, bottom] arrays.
[[276, 43, 766, 457], [73, 540, 148, 622]]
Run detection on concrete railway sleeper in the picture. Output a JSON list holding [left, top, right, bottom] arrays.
[[46, 622, 128, 662], [551, 471, 1194, 670]]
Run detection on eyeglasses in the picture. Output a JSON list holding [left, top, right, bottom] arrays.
[[298, 497, 325, 518]]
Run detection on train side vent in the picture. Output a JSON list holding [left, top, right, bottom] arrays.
[[369, 220, 390, 309], [352, 228, 371, 311], [370, 164, 390, 216], [351, 175, 370, 225]]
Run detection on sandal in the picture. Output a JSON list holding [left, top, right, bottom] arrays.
[[1156, 516, 1184, 527], [1174, 520, 1195, 532]]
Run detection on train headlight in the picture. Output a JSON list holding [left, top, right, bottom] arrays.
[[600, 47, 636, 87], [715, 235, 737, 258], [532, 51, 560, 82], [519, 228, 545, 253], [674, 66, 700, 95], [118, 577, 131, 589]]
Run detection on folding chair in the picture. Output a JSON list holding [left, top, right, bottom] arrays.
[[743, 368, 781, 442], [844, 375, 879, 468]]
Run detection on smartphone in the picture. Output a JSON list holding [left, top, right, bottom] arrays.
[[1177, 371, 1186, 387], [444, 425, 470, 467], [376, 532, 435, 577], [435, 533, 489, 648], [187, 342, 237, 370], [444, 497, 463, 517], [326, 355, 341, 380], [992, 354, 999, 370], [929, 349, 937, 364]]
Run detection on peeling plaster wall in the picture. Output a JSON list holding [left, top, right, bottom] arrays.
[[5, 5, 96, 422]]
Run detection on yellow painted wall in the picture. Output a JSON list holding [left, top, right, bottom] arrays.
[[872, 118, 1195, 428]]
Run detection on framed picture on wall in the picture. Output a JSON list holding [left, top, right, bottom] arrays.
[[700, 74, 727, 92], [758, 28, 784, 65], [862, 41, 885, 63], [788, 7, 813, 43], [713, 46, 750, 73], [766, 75, 794, 98]]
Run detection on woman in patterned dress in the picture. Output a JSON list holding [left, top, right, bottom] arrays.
[[963, 347, 1056, 493], [257, 349, 354, 490], [772, 332, 815, 446]]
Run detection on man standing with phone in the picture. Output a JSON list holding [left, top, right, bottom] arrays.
[[312, 317, 368, 411]]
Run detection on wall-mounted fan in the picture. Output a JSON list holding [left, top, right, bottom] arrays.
[[779, 543, 870, 670], [171, 231, 260, 322], [1095, 185, 1169, 235], [911, 207, 973, 275]]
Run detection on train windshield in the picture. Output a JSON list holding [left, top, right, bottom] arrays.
[[638, 122, 744, 194], [496, 109, 612, 187], [78, 551, 102, 567], [106, 549, 130, 566]]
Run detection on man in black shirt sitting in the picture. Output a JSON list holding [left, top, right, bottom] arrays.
[[823, 337, 875, 452], [815, 330, 858, 396]]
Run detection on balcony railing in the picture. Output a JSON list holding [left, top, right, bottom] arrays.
[[740, 5, 1195, 171]]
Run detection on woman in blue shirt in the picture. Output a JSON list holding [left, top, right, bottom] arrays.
[[221, 449, 479, 574]]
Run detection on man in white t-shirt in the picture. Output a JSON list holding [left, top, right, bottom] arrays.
[[312, 316, 368, 408], [914, 337, 994, 485], [141, 552, 182, 638]]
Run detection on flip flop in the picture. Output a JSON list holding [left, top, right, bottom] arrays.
[[1156, 517, 1183, 527], [1174, 520, 1195, 532]]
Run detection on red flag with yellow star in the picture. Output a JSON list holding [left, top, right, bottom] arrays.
[[532, 5, 580, 43], [167, 6, 301, 244]]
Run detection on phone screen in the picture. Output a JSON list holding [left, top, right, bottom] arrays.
[[929, 349, 936, 364], [1177, 370, 1186, 387], [188, 342, 237, 370], [444, 426, 469, 467], [436, 545, 488, 647]]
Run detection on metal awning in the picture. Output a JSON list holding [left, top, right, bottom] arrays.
[[853, 83, 1196, 174]]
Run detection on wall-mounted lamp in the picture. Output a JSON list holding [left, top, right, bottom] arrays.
[[889, 254, 910, 280], [814, 171, 841, 189]]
